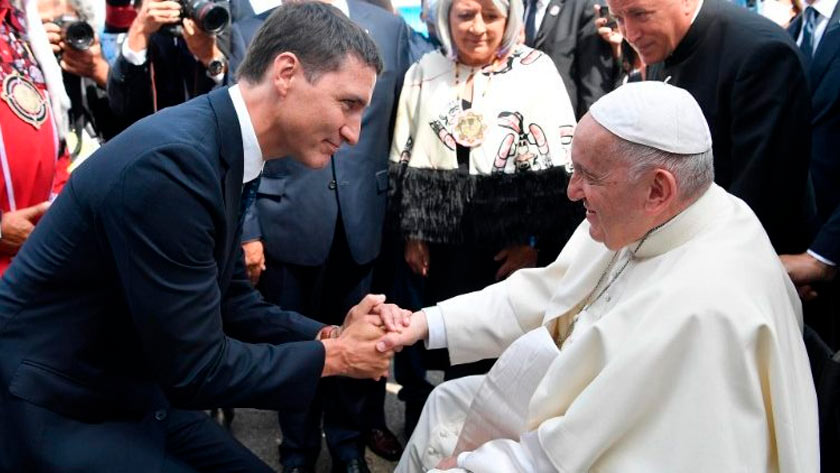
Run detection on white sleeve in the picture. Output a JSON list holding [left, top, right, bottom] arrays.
[[807, 249, 836, 266], [424, 306, 449, 349], [455, 431, 556, 472], [121, 39, 147, 65]]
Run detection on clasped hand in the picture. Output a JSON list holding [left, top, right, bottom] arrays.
[[321, 294, 414, 379]]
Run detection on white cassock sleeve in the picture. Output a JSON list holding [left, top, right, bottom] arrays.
[[455, 431, 556, 472]]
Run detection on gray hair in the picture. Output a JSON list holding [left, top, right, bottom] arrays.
[[613, 137, 714, 201], [435, 0, 523, 62], [237, 2, 383, 84]]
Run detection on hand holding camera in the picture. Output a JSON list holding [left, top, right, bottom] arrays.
[[43, 17, 110, 87], [594, 4, 624, 60], [127, 0, 182, 52]]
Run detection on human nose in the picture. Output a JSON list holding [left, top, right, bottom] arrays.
[[567, 171, 584, 202], [469, 16, 486, 35], [340, 119, 361, 146]]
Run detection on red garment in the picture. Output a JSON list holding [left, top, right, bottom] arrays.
[[0, 1, 63, 275]]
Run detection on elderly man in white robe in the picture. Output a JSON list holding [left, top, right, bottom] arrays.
[[378, 81, 820, 473]]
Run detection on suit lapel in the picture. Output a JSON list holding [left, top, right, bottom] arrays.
[[207, 88, 245, 290], [809, 2, 840, 89], [533, 0, 565, 49]]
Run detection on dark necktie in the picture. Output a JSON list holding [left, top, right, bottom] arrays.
[[238, 176, 261, 231], [800, 6, 818, 62], [524, 0, 538, 46]]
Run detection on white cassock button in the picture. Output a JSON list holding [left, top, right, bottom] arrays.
[[428, 447, 436, 454]]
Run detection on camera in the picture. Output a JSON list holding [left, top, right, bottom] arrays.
[[53, 16, 95, 51], [162, 0, 231, 36], [598, 6, 618, 29]]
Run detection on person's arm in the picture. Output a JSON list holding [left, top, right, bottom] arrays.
[[100, 145, 389, 411], [780, 201, 840, 300], [379, 223, 588, 363]]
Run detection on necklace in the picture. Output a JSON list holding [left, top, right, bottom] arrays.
[[580, 220, 667, 315], [451, 62, 488, 148]]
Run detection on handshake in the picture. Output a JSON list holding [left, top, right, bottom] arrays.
[[319, 294, 430, 380]]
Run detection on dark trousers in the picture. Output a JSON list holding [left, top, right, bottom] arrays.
[[257, 222, 374, 467], [0, 394, 272, 473]]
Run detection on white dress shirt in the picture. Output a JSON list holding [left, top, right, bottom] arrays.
[[228, 84, 264, 183], [796, 0, 839, 55]]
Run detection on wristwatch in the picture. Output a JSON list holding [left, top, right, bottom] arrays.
[[206, 56, 228, 77]]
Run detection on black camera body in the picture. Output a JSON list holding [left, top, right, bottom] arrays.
[[53, 16, 95, 51], [162, 0, 230, 36], [599, 6, 618, 29]]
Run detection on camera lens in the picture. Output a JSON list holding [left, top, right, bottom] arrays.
[[190, 0, 230, 34], [63, 20, 95, 51]]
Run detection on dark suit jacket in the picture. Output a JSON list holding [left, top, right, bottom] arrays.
[[233, 0, 411, 266], [529, 0, 614, 118], [0, 89, 325, 471], [789, 3, 840, 262], [648, 0, 815, 254], [107, 32, 217, 131]]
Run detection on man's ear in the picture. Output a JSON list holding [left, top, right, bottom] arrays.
[[646, 168, 677, 213], [271, 52, 300, 97]]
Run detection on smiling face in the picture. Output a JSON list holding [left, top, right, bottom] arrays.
[[279, 54, 377, 169], [566, 116, 653, 250], [449, 0, 507, 66], [606, 0, 695, 64]]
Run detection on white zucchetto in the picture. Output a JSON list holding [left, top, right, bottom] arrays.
[[588, 82, 713, 155]]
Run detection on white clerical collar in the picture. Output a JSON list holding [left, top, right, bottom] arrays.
[[630, 183, 723, 259], [228, 85, 264, 183]]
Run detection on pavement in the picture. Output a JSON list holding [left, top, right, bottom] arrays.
[[223, 376, 441, 473]]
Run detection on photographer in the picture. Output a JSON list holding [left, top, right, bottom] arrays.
[[39, 0, 123, 146], [108, 0, 229, 129]]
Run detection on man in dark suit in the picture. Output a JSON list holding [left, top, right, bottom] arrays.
[[0, 4, 406, 472], [524, 0, 615, 118], [607, 0, 815, 255], [782, 0, 840, 344], [783, 7, 840, 469], [229, 1, 411, 471]]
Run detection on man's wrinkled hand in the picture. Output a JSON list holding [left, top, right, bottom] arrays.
[[242, 240, 266, 285], [376, 310, 429, 354], [0, 202, 50, 256]]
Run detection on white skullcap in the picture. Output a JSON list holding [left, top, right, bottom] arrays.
[[588, 81, 712, 154]]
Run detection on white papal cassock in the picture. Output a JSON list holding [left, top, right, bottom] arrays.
[[397, 184, 819, 473]]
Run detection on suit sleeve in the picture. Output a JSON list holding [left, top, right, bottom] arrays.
[[811, 202, 840, 264], [221, 242, 325, 342], [728, 39, 813, 253], [100, 145, 323, 411], [573, 0, 616, 117], [107, 52, 154, 123]]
